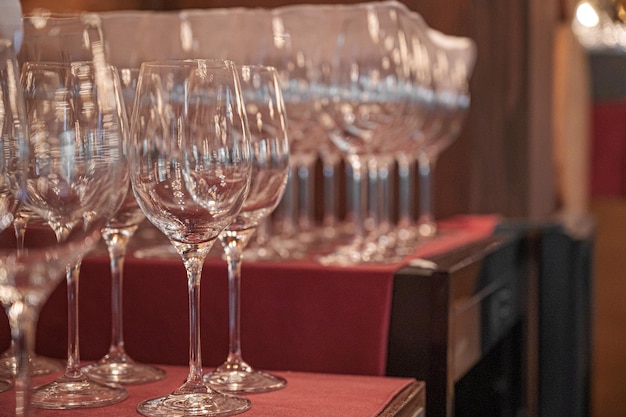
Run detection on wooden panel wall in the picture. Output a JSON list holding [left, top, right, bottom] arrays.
[[19, 0, 560, 220]]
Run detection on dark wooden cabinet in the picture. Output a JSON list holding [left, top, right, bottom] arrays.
[[385, 217, 593, 417], [386, 232, 529, 417]]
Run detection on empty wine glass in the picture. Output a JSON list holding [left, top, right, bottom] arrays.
[[0, 42, 126, 416], [0, 10, 104, 381], [386, 6, 438, 255], [128, 59, 252, 417], [18, 11, 131, 408], [250, 8, 330, 257], [414, 28, 476, 239], [317, 4, 411, 265], [0, 38, 21, 396], [203, 65, 289, 393], [22, 60, 129, 409], [82, 67, 165, 385]]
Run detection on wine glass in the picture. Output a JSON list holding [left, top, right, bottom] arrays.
[[0, 42, 125, 417], [0, 10, 105, 381], [223, 6, 336, 259], [128, 59, 252, 417], [81, 67, 165, 385], [0, 38, 21, 396], [22, 60, 129, 409], [19, 11, 131, 408], [265, 7, 340, 256], [385, 6, 438, 255], [414, 28, 476, 239], [203, 65, 289, 393], [317, 3, 411, 265]]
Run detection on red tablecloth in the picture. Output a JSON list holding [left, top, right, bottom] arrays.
[[591, 101, 626, 197], [0, 215, 498, 377], [0, 365, 421, 417]]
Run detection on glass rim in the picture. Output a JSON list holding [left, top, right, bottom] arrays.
[[140, 58, 235, 69], [237, 64, 278, 73], [21, 60, 116, 69], [23, 10, 103, 29]]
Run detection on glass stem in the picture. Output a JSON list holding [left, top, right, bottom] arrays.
[[396, 152, 415, 230], [347, 155, 366, 243], [187, 259, 204, 387], [225, 249, 243, 364], [297, 157, 316, 233], [366, 157, 379, 234], [321, 152, 339, 229], [376, 156, 394, 245], [275, 164, 297, 236], [417, 151, 438, 238], [65, 261, 83, 379], [8, 301, 37, 417], [14, 213, 28, 254], [103, 227, 136, 358], [175, 243, 211, 394]]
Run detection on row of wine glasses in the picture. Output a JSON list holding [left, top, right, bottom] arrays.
[[0, 4, 479, 417], [268, 3, 477, 265], [98, 1, 477, 266], [2, 3, 477, 415], [0, 11, 291, 417], [0, 41, 288, 415], [2, 10, 152, 401]]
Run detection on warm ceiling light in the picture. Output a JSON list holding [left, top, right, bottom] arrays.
[[576, 2, 601, 27]]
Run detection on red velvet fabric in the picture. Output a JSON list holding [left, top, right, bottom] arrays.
[[0, 215, 498, 377], [0, 366, 419, 417], [591, 101, 626, 197]]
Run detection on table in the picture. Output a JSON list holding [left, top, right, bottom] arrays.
[[1, 214, 535, 417], [0, 215, 499, 377], [386, 228, 527, 417], [0, 365, 425, 417]]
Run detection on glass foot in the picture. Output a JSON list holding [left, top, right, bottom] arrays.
[[31, 373, 128, 409], [204, 368, 286, 394], [316, 233, 407, 266], [137, 392, 251, 417], [0, 352, 63, 377], [83, 360, 166, 385], [0, 377, 13, 393]]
